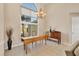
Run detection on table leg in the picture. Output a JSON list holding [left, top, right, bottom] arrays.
[[25, 45, 28, 54], [35, 42, 37, 47], [42, 40, 43, 44], [24, 44, 25, 50], [32, 42, 33, 48]]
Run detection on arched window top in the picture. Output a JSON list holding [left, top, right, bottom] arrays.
[[21, 3, 37, 12]]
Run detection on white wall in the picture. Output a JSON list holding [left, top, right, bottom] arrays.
[[45, 4, 79, 45], [37, 4, 47, 35], [4, 4, 22, 49], [4, 3, 46, 49], [0, 4, 4, 55]]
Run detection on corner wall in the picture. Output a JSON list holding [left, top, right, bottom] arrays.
[[4, 4, 22, 49]]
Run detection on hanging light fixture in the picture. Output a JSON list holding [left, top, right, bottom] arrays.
[[36, 8, 46, 18]]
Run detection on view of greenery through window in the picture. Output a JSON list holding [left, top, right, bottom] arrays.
[[21, 3, 38, 37]]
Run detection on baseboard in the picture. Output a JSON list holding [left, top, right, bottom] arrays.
[[5, 42, 23, 50], [12, 42, 23, 48]]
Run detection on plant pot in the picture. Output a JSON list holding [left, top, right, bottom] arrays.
[[7, 38, 12, 50]]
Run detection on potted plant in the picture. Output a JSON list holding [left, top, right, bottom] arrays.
[[6, 28, 13, 50]]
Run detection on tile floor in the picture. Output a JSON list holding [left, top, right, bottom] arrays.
[[4, 40, 67, 56]]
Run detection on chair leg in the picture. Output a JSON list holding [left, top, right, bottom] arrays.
[[40, 40, 41, 44], [45, 39, 47, 45], [35, 42, 37, 47]]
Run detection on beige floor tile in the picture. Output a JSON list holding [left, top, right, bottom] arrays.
[[4, 40, 67, 56]]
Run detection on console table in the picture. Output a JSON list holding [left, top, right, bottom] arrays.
[[50, 31, 61, 44]]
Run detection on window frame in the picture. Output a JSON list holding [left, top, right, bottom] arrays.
[[20, 3, 39, 37]]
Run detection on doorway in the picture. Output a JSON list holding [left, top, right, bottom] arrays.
[[71, 14, 79, 43]]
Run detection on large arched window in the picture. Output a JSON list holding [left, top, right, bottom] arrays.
[[21, 3, 38, 37]]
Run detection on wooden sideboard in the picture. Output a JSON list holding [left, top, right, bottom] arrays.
[[50, 31, 61, 44]]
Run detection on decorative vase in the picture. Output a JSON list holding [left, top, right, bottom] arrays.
[[50, 26, 52, 32], [6, 28, 13, 50], [7, 38, 12, 50]]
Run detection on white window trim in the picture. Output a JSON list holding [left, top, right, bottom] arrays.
[[20, 4, 39, 37]]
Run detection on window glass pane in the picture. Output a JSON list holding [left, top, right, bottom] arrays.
[[21, 7, 31, 15], [31, 17, 37, 23], [21, 15, 31, 22], [22, 3, 37, 12], [31, 11, 37, 17], [21, 24, 37, 37], [21, 3, 38, 37], [21, 24, 31, 37], [31, 25, 37, 36], [21, 15, 37, 23], [28, 24, 32, 36]]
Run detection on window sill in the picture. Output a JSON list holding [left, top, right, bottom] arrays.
[[21, 35, 39, 40]]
